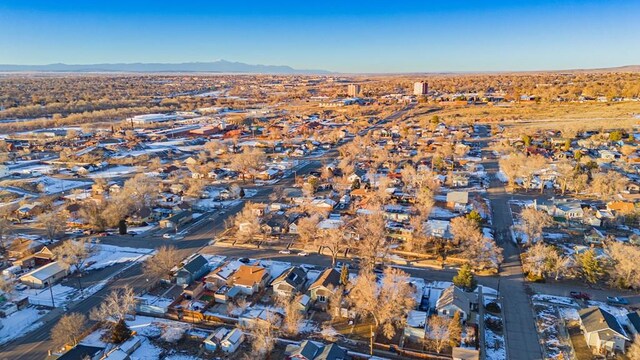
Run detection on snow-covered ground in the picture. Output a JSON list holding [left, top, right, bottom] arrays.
[[21, 284, 77, 307], [484, 314, 506, 360], [429, 207, 458, 219], [85, 244, 155, 271], [0, 307, 48, 346], [88, 166, 142, 179], [33, 176, 89, 194]]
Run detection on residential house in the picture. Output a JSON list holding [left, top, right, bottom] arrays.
[[175, 255, 209, 286], [19, 261, 68, 289], [284, 340, 351, 360], [159, 210, 193, 230], [310, 198, 336, 212], [625, 311, 640, 337], [56, 344, 105, 360], [229, 265, 271, 295], [424, 220, 451, 239], [308, 268, 341, 307], [451, 173, 470, 188], [203, 327, 229, 352], [452, 347, 480, 360], [14, 246, 56, 269], [271, 266, 307, 297], [607, 201, 635, 214], [204, 261, 242, 289], [261, 213, 290, 234], [446, 191, 469, 212], [220, 328, 244, 354], [435, 285, 478, 322], [555, 202, 584, 220], [579, 307, 629, 354], [403, 310, 428, 341]]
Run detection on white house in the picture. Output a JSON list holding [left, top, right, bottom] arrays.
[[579, 307, 629, 355], [220, 328, 244, 353], [435, 285, 477, 322], [19, 261, 68, 289]]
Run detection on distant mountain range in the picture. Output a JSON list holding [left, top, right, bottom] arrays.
[[0, 59, 330, 74]]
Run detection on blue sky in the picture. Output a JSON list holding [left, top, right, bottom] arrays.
[[0, 1, 638, 73]]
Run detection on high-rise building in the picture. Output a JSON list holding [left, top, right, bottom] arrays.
[[413, 81, 428, 96], [347, 84, 361, 97]]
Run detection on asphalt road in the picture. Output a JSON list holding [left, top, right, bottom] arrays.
[[0, 106, 413, 359], [476, 125, 543, 360]]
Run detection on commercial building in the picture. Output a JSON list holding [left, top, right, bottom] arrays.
[[414, 81, 429, 96], [347, 84, 361, 97]]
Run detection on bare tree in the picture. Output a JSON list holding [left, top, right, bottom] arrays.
[[554, 159, 575, 195], [521, 242, 557, 279], [517, 207, 553, 245], [351, 211, 390, 270], [499, 152, 527, 189], [143, 246, 180, 280], [348, 268, 416, 340], [605, 241, 640, 289], [426, 315, 452, 353], [51, 313, 87, 349], [90, 286, 137, 323], [229, 147, 266, 182], [628, 336, 640, 360], [449, 216, 480, 245], [0, 276, 15, 296], [316, 228, 345, 267], [233, 203, 261, 244], [461, 232, 503, 271], [243, 310, 279, 359], [296, 214, 321, 248], [590, 171, 629, 199], [54, 239, 96, 274], [275, 295, 303, 336], [518, 154, 547, 191], [38, 209, 69, 240], [0, 216, 12, 250]]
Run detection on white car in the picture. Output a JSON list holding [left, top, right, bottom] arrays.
[[278, 249, 291, 254], [298, 251, 309, 257], [163, 234, 174, 239]]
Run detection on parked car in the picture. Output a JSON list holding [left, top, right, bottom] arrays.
[[570, 291, 591, 300], [163, 233, 173, 239], [607, 296, 629, 306], [297, 251, 309, 257], [15, 284, 28, 291], [238, 257, 251, 264], [278, 249, 291, 254]]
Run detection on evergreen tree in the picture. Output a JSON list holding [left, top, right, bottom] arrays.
[[340, 264, 349, 286], [448, 311, 462, 347], [453, 264, 477, 292], [466, 210, 483, 226], [111, 319, 132, 344], [577, 249, 603, 284], [118, 219, 127, 235]]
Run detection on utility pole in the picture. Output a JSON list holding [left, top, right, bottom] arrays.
[[48, 282, 55, 308], [369, 323, 374, 355]]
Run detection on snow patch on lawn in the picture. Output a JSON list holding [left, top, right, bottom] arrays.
[[85, 244, 155, 271], [0, 307, 48, 345]]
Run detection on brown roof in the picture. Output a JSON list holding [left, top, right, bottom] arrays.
[[231, 265, 269, 287]]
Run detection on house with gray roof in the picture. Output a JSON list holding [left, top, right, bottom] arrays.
[[579, 307, 629, 354], [284, 340, 351, 360], [175, 254, 210, 286], [435, 285, 478, 322], [271, 266, 307, 297]]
